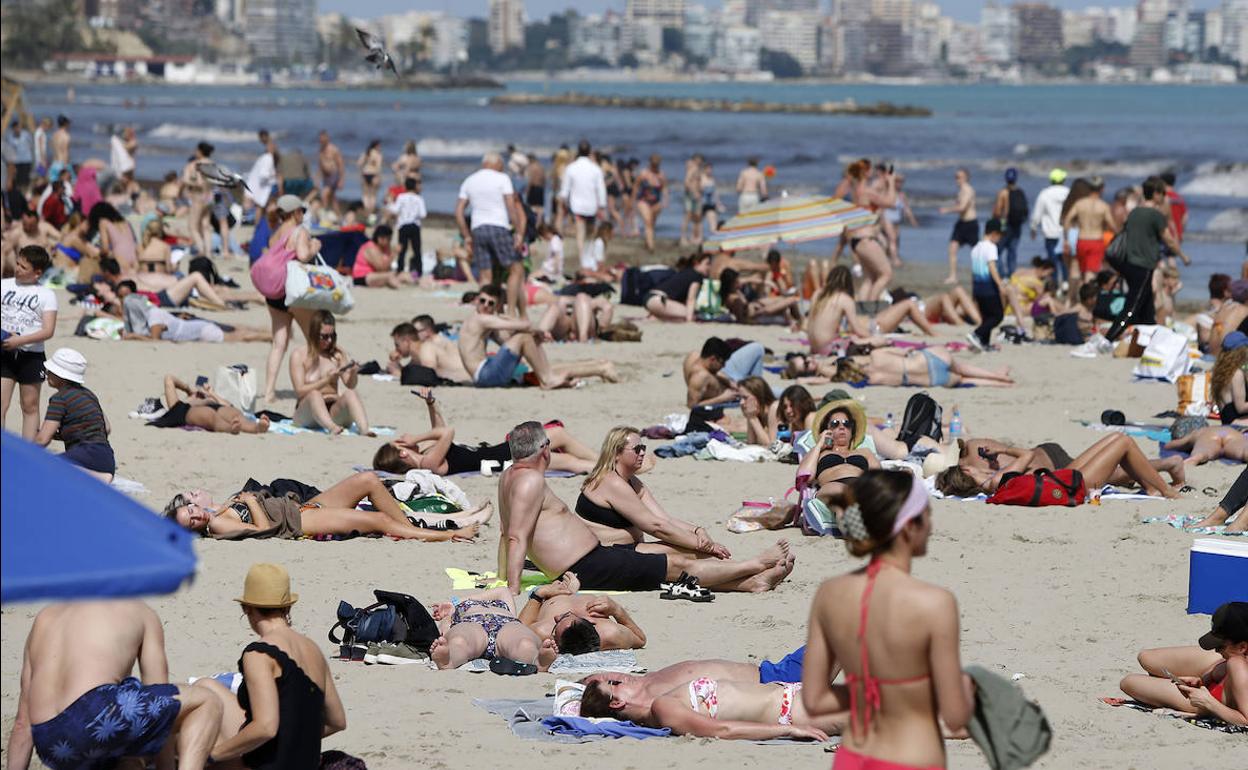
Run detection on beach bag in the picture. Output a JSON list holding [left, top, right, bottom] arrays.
[[1176, 372, 1213, 417], [896, 392, 943, 450], [1104, 230, 1127, 274], [694, 279, 724, 316], [1133, 326, 1190, 382], [329, 589, 438, 653], [250, 230, 297, 299], [285, 255, 354, 315], [987, 469, 1086, 508], [213, 364, 256, 412]]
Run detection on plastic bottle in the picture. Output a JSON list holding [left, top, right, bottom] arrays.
[[949, 407, 962, 439], [884, 412, 895, 430]]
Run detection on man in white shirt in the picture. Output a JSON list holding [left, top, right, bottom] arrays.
[[245, 129, 277, 210], [1029, 168, 1069, 284], [109, 126, 136, 180], [456, 152, 527, 315], [558, 140, 606, 257]]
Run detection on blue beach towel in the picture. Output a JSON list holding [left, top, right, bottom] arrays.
[[542, 716, 670, 740]]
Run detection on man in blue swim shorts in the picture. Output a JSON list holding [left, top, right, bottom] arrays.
[[7, 600, 222, 769]]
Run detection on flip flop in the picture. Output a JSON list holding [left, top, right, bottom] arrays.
[[659, 574, 714, 602], [489, 657, 538, 676]]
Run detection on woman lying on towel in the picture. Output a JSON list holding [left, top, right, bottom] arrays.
[[576, 426, 794, 593], [820, 347, 1015, 389], [579, 671, 838, 741], [146, 374, 270, 434], [427, 586, 559, 673], [954, 436, 1185, 487], [1163, 425, 1248, 465], [163, 470, 484, 542], [371, 388, 597, 476], [935, 433, 1181, 499]]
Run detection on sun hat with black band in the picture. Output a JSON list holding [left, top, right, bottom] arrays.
[[811, 397, 867, 450], [235, 563, 298, 609], [276, 194, 307, 214], [1198, 601, 1248, 650]]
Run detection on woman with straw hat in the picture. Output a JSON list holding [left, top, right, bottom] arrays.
[[195, 563, 346, 768], [795, 398, 879, 509]]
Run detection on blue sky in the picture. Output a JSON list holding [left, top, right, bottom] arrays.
[[322, 1, 1216, 24]]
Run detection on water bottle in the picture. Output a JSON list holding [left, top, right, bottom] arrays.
[[884, 412, 894, 430], [949, 407, 962, 439]]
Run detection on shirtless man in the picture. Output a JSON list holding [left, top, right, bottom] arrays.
[[48, 115, 72, 182], [290, 312, 372, 435], [681, 154, 704, 244], [3, 208, 60, 275], [412, 314, 473, 383], [6, 600, 221, 770], [317, 130, 344, 215], [457, 285, 617, 389], [388, 322, 422, 377], [518, 571, 647, 652], [1063, 176, 1116, 293], [498, 421, 793, 594], [735, 156, 767, 213], [939, 168, 977, 284], [684, 337, 740, 409]]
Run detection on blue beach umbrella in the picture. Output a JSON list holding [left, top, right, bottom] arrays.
[[1, 433, 197, 603]]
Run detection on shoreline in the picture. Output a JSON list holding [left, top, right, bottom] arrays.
[[490, 91, 931, 116]]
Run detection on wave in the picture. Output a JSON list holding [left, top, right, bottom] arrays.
[[1204, 208, 1248, 234], [415, 138, 562, 159], [1181, 163, 1248, 199], [147, 123, 263, 145]]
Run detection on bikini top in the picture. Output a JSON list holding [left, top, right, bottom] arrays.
[[818, 452, 870, 477], [844, 558, 931, 738], [575, 491, 633, 530]]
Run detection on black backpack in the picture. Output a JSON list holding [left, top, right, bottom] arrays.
[[329, 590, 438, 653], [1006, 188, 1029, 229], [897, 392, 943, 451]]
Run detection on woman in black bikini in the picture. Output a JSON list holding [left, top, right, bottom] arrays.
[[795, 399, 880, 505], [195, 563, 347, 767], [147, 374, 269, 434], [371, 388, 597, 476], [1211, 345, 1248, 425]]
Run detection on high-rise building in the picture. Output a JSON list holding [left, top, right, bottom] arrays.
[[684, 4, 717, 61], [1130, 21, 1167, 67], [1063, 11, 1094, 48], [980, 1, 1015, 64], [245, 0, 319, 66], [1224, 0, 1248, 63], [626, 0, 686, 29], [1204, 8, 1223, 55], [1014, 3, 1063, 67], [871, 0, 913, 29], [711, 24, 762, 71], [488, 0, 525, 55], [863, 18, 908, 74], [1107, 6, 1138, 43], [570, 11, 623, 64], [1139, 0, 1171, 24], [834, 0, 873, 24], [759, 9, 820, 71]]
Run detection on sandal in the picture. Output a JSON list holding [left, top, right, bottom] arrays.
[[660, 573, 714, 602], [489, 657, 538, 676], [1202, 486, 1220, 498]]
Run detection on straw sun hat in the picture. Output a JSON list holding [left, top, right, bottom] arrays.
[[235, 563, 298, 609], [810, 398, 867, 450]]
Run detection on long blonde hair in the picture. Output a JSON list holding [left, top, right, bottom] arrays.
[[1212, 346, 1248, 399], [583, 425, 640, 492], [142, 219, 164, 249]]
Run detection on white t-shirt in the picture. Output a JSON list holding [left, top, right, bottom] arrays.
[[388, 192, 427, 227], [970, 240, 999, 295], [560, 156, 607, 217], [542, 234, 564, 275], [580, 238, 605, 271], [458, 168, 515, 231], [1, 277, 58, 352], [110, 135, 135, 176], [246, 152, 277, 207]]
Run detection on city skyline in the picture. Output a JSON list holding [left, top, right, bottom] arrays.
[[322, 0, 1222, 24]]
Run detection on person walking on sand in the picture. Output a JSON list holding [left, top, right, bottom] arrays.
[[992, 168, 1028, 278], [559, 140, 607, 258], [48, 115, 72, 183], [455, 153, 528, 316], [681, 153, 704, 245], [1106, 176, 1190, 341], [736, 156, 767, 214], [1063, 176, 1116, 296], [940, 168, 977, 284], [317, 130, 344, 216], [357, 139, 383, 217], [1030, 168, 1070, 282], [5, 600, 222, 770]]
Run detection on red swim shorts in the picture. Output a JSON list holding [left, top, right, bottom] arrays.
[[1075, 239, 1106, 274]]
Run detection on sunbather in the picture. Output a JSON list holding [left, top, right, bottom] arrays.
[[1163, 425, 1248, 465], [720, 268, 802, 328], [163, 470, 484, 542], [520, 572, 646, 652], [936, 433, 1180, 499], [807, 266, 935, 354], [1118, 601, 1247, 726], [831, 347, 1015, 388], [954, 436, 1185, 487], [372, 388, 597, 475], [537, 292, 615, 342], [428, 586, 558, 672], [795, 399, 880, 505], [147, 374, 270, 434]]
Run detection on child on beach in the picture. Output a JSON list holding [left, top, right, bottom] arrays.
[[2, 245, 58, 439], [968, 217, 1007, 351], [388, 177, 426, 275], [34, 347, 115, 482], [578, 221, 617, 283], [534, 223, 564, 282]]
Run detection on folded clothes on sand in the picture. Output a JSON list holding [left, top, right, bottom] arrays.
[[1140, 513, 1245, 536], [1099, 697, 1248, 734]]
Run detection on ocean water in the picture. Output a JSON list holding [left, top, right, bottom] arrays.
[[25, 80, 1246, 296]]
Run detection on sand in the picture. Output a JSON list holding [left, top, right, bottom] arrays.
[[1, 237, 1243, 770]]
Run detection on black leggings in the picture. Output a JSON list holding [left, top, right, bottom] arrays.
[[1220, 467, 1248, 516], [973, 292, 1004, 347], [1106, 262, 1155, 342], [397, 224, 422, 275]]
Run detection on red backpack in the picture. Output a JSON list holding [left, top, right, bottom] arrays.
[[987, 469, 1087, 507]]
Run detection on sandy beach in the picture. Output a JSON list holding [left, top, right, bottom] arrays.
[[0, 228, 1243, 769]]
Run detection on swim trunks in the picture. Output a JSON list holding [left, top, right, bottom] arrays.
[[1, 349, 46, 384], [31, 677, 180, 770], [566, 543, 668, 591], [950, 219, 979, 247], [63, 441, 116, 474], [1075, 238, 1106, 274], [474, 345, 521, 388], [470, 225, 519, 274]]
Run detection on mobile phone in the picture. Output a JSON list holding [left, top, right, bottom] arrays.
[[195, 375, 208, 386], [339, 360, 357, 372], [1162, 668, 1184, 687]]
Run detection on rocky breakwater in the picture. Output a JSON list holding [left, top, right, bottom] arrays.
[[490, 91, 931, 117]]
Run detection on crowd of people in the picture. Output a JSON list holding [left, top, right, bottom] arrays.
[[3, 115, 1245, 770]]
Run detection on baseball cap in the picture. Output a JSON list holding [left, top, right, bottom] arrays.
[[1004, 167, 1018, 184], [276, 194, 307, 214], [1222, 330, 1248, 351], [984, 218, 1004, 235], [1231, 279, 1248, 304], [1049, 168, 1068, 184], [1198, 602, 1248, 650]]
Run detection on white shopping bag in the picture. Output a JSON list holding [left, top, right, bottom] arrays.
[[1133, 326, 1191, 382], [214, 364, 257, 412]]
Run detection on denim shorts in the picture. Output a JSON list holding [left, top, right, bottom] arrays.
[[474, 346, 521, 388]]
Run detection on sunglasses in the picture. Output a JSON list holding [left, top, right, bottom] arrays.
[[826, 419, 854, 429], [626, 443, 647, 455], [477, 297, 497, 308], [319, 332, 337, 340]]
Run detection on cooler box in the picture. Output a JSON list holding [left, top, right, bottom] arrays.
[[1188, 538, 1248, 614]]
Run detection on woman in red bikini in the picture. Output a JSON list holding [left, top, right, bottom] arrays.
[[802, 469, 975, 770]]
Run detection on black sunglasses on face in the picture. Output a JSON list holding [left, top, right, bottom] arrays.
[[626, 444, 647, 455], [826, 419, 853, 429]]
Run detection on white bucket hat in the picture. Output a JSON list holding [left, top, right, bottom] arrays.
[[44, 347, 87, 384]]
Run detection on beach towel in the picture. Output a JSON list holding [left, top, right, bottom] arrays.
[[263, 420, 395, 437], [449, 650, 642, 675], [1079, 420, 1172, 442], [362, 465, 574, 480], [1099, 697, 1248, 734], [110, 476, 148, 496], [542, 716, 671, 740], [1158, 441, 1243, 466], [694, 438, 776, 463], [1140, 513, 1246, 536], [925, 475, 1162, 504]]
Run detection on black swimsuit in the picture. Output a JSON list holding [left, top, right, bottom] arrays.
[[817, 453, 870, 477], [575, 492, 633, 529], [236, 642, 325, 770], [443, 442, 511, 476]]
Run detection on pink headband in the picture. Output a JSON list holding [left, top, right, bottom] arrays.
[[890, 472, 929, 537]]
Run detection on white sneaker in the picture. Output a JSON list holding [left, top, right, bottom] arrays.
[[1093, 334, 1114, 355], [965, 332, 985, 352], [1070, 340, 1097, 359]]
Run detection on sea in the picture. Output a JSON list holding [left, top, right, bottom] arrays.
[[24, 79, 1247, 298]]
